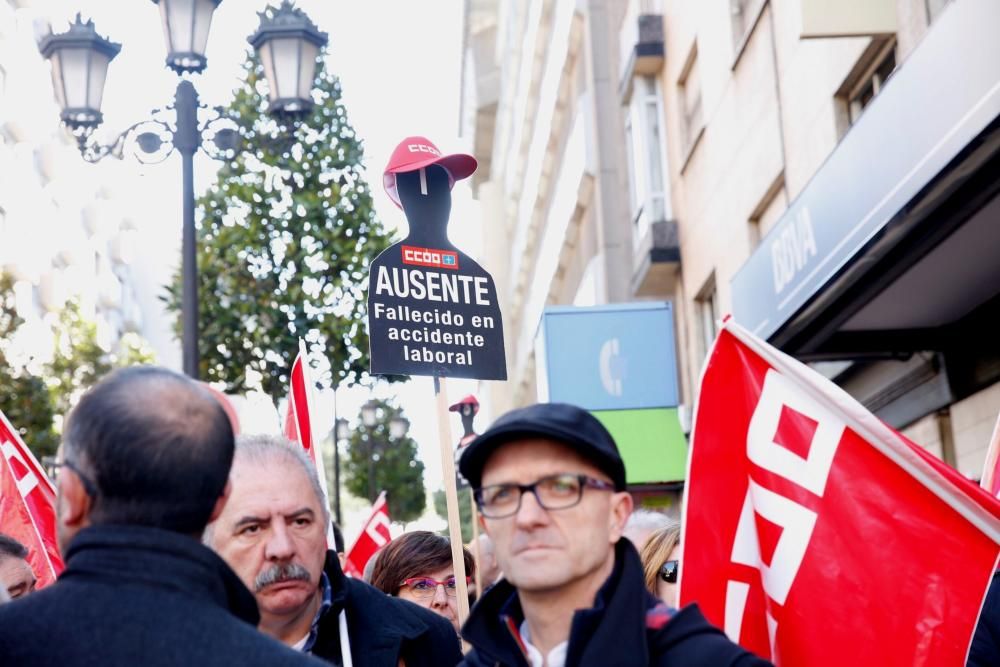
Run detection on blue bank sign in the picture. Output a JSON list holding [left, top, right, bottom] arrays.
[[535, 302, 679, 411], [731, 0, 1000, 340]]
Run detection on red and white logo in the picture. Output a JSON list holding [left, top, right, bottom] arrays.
[[407, 144, 441, 156], [344, 491, 391, 578], [682, 321, 1000, 665], [0, 409, 64, 589], [401, 245, 459, 270]]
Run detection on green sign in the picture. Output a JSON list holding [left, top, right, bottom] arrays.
[[592, 407, 687, 484]]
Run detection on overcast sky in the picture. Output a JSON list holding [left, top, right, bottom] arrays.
[[34, 0, 484, 534]]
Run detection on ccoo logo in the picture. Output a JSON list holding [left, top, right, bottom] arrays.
[[407, 144, 441, 157], [401, 245, 460, 270]]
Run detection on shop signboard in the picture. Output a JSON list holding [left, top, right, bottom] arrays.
[[535, 302, 685, 483]]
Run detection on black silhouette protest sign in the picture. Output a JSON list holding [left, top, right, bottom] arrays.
[[368, 138, 506, 381]]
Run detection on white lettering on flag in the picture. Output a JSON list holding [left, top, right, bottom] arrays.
[[365, 511, 391, 548], [1, 439, 39, 498], [746, 370, 844, 497], [725, 369, 843, 650]]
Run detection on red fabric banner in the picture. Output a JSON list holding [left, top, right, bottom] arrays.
[[343, 491, 390, 578], [285, 349, 314, 462], [681, 321, 1000, 665], [284, 341, 335, 547], [0, 410, 64, 588]]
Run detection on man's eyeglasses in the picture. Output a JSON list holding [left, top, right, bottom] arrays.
[[41, 455, 98, 498], [399, 576, 469, 599], [474, 473, 615, 519], [659, 560, 679, 584]]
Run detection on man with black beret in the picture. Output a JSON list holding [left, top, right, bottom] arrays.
[[458, 402, 770, 666]]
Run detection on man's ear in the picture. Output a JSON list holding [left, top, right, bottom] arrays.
[[208, 480, 231, 524], [608, 491, 634, 544], [58, 471, 91, 530]]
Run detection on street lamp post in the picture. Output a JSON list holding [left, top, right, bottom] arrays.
[[355, 400, 410, 504], [38, 2, 327, 378]]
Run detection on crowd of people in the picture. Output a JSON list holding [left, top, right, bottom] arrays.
[[1, 362, 935, 665]]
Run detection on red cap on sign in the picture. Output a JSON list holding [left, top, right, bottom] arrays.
[[449, 394, 480, 412], [383, 136, 477, 208]]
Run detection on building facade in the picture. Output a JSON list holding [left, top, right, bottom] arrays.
[[461, 0, 1000, 487]]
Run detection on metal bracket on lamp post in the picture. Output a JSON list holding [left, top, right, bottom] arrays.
[[41, 2, 325, 380]]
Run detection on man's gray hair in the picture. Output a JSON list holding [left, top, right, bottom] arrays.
[[234, 434, 330, 522], [204, 434, 330, 547]]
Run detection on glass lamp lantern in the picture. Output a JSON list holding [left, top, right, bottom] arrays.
[[335, 417, 350, 441], [152, 0, 223, 74], [248, 1, 329, 116], [361, 400, 379, 428], [38, 15, 121, 135], [389, 416, 410, 441]]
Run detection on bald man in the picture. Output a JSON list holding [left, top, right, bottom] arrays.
[[0, 367, 323, 667]]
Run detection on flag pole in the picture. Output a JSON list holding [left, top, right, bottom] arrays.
[[435, 374, 471, 632], [331, 383, 343, 526]]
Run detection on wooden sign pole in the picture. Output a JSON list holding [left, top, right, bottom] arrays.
[[470, 495, 482, 597], [434, 375, 471, 631]]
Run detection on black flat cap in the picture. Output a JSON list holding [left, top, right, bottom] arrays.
[[459, 402, 627, 491]]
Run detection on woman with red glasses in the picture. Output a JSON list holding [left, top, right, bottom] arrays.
[[639, 521, 682, 608], [370, 531, 476, 632]]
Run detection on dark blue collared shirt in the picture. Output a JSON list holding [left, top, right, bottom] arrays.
[[302, 571, 334, 653]]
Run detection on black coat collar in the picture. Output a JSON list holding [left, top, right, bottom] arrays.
[[311, 551, 450, 666], [461, 540, 653, 666], [64, 524, 260, 626]]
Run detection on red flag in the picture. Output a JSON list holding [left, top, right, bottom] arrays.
[[0, 409, 64, 588], [681, 320, 1000, 665], [343, 491, 390, 578], [285, 340, 335, 546], [285, 343, 314, 460]]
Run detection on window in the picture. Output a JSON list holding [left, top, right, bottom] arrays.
[[748, 176, 787, 249], [846, 43, 896, 126], [730, 0, 765, 51], [695, 276, 720, 360], [678, 47, 703, 159], [624, 75, 671, 244]]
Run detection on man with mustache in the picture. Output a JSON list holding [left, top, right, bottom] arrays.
[[457, 403, 771, 666], [206, 435, 462, 666]]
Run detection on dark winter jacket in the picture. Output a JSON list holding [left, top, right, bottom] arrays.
[[968, 571, 1000, 666], [0, 524, 324, 667], [309, 551, 463, 666], [460, 540, 771, 666]]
